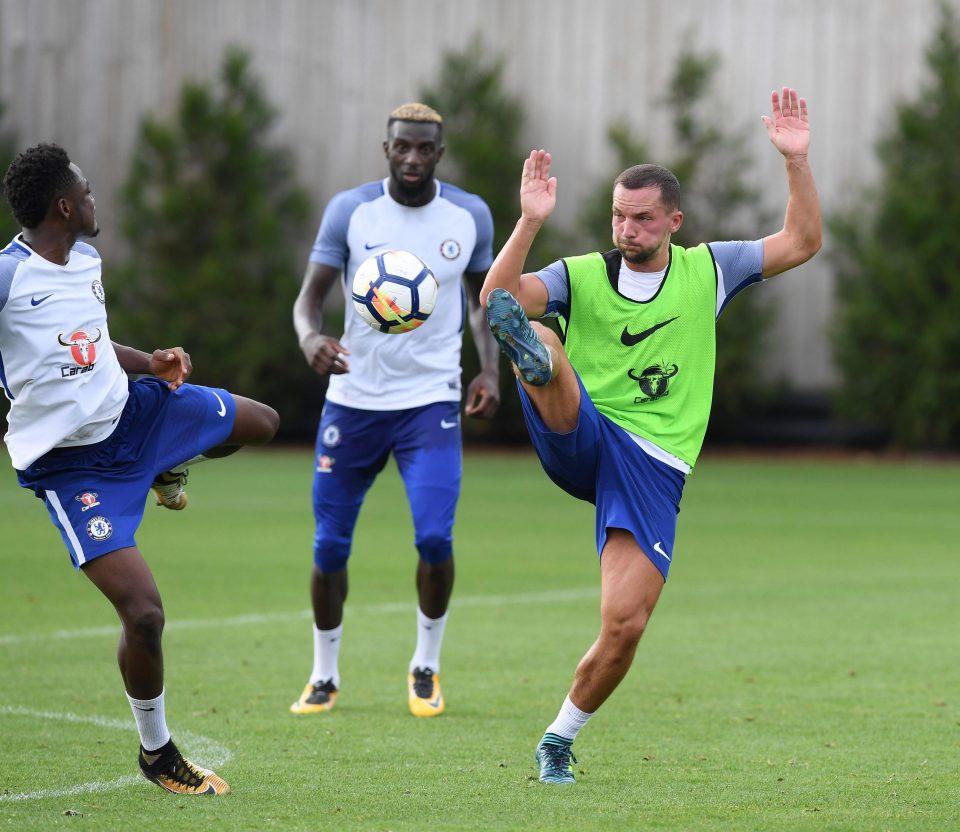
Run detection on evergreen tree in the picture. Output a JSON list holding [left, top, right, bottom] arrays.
[[0, 101, 19, 243], [112, 47, 314, 435], [0, 99, 18, 422], [830, 3, 960, 448], [420, 37, 566, 442], [420, 36, 564, 264], [577, 49, 775, 436]]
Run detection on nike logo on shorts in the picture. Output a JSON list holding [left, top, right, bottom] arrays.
[[653, 541, 671, 561], [212, 390, 227, 417], [440, 418, 458, 429]]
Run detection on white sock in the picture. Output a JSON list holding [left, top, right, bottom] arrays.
[[126, 689, 171, 752], [310, 624, 343, 688], [544, 695, 593, 742], [170, 454, 209, 475], [409, 608, 448, 674]]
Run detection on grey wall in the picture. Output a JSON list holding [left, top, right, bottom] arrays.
[[0, 0, 954, 389]]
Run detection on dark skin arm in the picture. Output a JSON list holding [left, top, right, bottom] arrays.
[[292, 261, 350, 376], [112, 342, 191, 390], [463, 269, 500, 419]]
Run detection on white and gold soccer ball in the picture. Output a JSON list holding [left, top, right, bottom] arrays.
[[351, 249, 439, 333]]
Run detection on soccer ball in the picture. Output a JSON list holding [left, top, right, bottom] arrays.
[[351, 249, 439, 334]]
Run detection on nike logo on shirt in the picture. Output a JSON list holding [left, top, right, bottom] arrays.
[[620, 316, 679, 347], [30, 294, 54, 306]]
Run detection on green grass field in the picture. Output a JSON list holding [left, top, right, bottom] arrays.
[[1, 449, 958, 831]]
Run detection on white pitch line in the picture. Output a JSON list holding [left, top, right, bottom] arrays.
[[0, 586, 598, 647], [0, 587, 598, 802], [0, 706, 232, 803]]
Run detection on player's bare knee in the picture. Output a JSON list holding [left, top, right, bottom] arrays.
[[603, 611, 649, 650], [233, 399, 279, 446], [122, 601, 165, 648], [252, 401, 280, 443]]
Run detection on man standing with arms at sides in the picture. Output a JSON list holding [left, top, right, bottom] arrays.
[[480, 88, 821, 783], [291, 103, 500, 717], [0, 143, 280, 794]]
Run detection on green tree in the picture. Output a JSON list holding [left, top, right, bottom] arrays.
[[421, 37, 566, 442], [112, 47, 314, 435], [0, 99, 18, 422], [0, 101, 19, 243], [577, 48, 776, 437], [830, 3, 960, 448], [420, 36, 564, 263]]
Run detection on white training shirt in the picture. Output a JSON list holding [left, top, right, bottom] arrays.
[[309, 178, 494, 411], [0, 236, 128, 470]]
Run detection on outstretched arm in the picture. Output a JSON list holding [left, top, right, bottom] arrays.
[[760, 87, 822, 278], [479, 149, 555, 316]]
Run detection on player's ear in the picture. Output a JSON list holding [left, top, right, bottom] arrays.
[[671, 210, 684, 233], [383, 139, 390, 158], [436, 144, 445, 162], [56, 196, 72, 222]]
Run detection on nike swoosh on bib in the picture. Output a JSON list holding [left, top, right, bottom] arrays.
[[620, 316, 679, 347]]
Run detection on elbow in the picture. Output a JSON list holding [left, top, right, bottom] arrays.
[[792, 224, 822, 265], [804, 228, 823, 261], [805, 208, 824, 259]]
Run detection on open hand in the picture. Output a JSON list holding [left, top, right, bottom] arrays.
[[762, 87, 810, 159], [520, 149, 557, 224]]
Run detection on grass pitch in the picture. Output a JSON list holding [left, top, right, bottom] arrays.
[[1, 448, 958, 830]]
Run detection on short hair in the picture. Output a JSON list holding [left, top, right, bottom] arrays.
[[2, 143, 77, 229], [387, 102, 443, 140], [615, 164, 681, 211]]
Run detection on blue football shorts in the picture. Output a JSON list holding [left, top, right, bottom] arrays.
[[311, 400, 462, 572], [517, 373, 686, 580], [17, 377, 236, 569]]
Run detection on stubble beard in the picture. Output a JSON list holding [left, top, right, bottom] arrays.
[[617, 242, 658, 264], [393, 175, 433, 205]]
